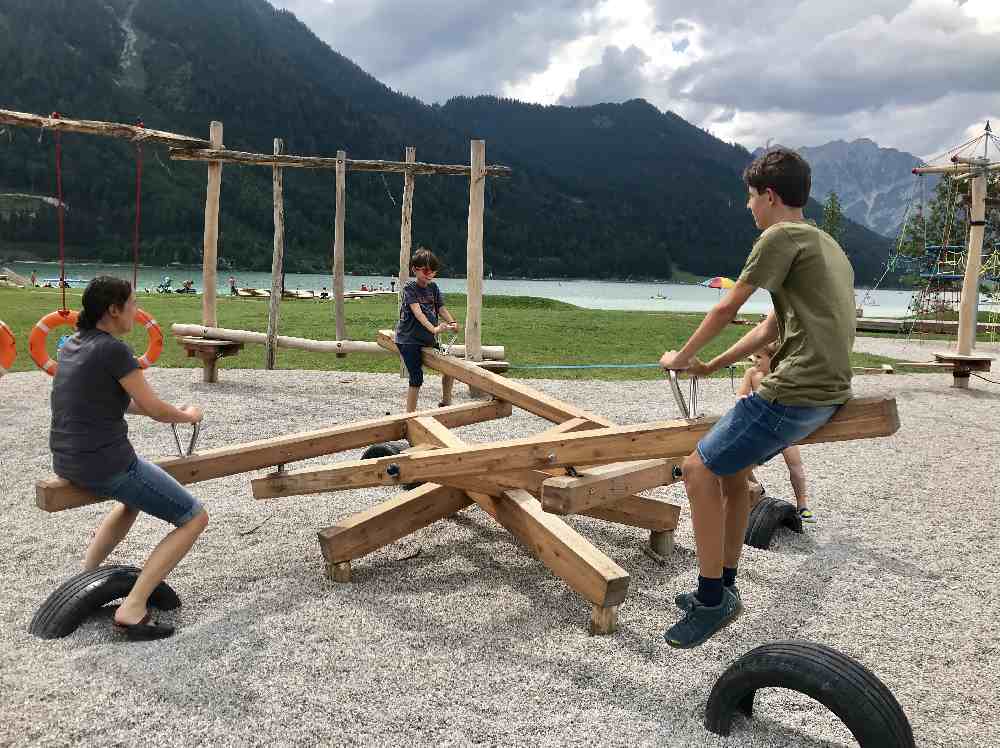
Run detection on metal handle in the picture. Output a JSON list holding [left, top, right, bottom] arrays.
[[666, 370, 700, 420], [170, 422, 201, 457]]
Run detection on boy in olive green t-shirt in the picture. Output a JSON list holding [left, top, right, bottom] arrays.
[[659, 147, 855, 648]]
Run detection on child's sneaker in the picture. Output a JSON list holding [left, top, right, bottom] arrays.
[[798, 507, 816, 523], [675, 584, 742, 613], [664, 586, 742, 649]]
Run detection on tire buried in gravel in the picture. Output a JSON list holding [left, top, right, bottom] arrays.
[[744, 496, 802, 549], [360, 441, 423, 490], [705, 639, 916, 747], [29, 565, 181, 640]]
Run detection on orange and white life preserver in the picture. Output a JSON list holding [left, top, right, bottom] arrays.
[[0, 320, 16, 375], [28, 308, 163, 376], [29, 310, 78, 376], [134, 308, 163, 369]]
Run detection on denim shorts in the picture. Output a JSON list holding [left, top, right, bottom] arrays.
[[398, 342, 427, 387], [696, 393, 840, 476], [83, 457, 204, 527]]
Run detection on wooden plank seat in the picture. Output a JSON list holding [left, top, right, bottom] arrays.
[[179, 336, 244, 383]]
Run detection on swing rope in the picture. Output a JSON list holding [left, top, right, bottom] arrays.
[[133, 119, 144, 290], [52, 112, 67, 313]]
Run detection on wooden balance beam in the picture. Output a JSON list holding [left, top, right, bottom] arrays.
[[250, 397, 900, 499], [34, 400, 512, 512]]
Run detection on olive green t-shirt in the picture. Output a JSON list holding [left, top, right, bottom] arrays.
[[738, 221, 855, 406]]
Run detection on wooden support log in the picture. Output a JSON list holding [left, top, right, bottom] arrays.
[[202, 121, 223, 327], [265, 138, 285, 370], [0, 108, 211, 148], [169, 147, 513, 177], [318, 483, 473, 565], [171, 324, 506, 359], [35, 400, 512, 512], [465, 140, 485, 363], [377, 330, 611, 425], [399, 146, 416, 380], [333, 150, 347, 350], [250, 397, 900, 498]]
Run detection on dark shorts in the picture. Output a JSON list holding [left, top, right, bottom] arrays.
[[82, 457, 204, 527], [696, 393, 840, 476], [398, 343, 427, 387]]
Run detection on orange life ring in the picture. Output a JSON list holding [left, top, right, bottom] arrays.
[[29, 310, 78, 376], [0, 320, 16, 373], [28, 308, 163, 376], [134, 308, 163, 369]]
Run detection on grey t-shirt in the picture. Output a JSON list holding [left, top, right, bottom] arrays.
[[395, 280, 443, 345], [50, 329, 139, 485]]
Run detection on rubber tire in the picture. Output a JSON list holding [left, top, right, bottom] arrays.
[[29, 565, 181, 640], [705, 640, 915, 747], [744, 496, 802, 550], [361, 442, 422, 490]]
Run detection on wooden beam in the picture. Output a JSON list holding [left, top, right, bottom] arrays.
[[35, 400, 513, 512], [250, 397, 900, 498], [0, 108, 211, 149], [377, 330, 613, 425], [170, 324, 505, 359], [201, 122, 223, 327], [169, 147, 512, 177], [317, 483, 473, 564], [333, 150, 347, 348], [405, 416, 456, 448], [465, 140, 486, 362], [398, 146, 416, 380], [541, 458, 684, 515], [265, 138, 285, 370]]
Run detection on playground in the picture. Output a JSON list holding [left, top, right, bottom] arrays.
[[1, 356, 997, 747]]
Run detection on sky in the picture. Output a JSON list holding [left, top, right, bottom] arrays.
[[270, 0, 1000, 160]]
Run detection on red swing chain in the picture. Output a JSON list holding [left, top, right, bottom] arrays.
[[133, 119, 144, 290], [51, 112, 68, 313]]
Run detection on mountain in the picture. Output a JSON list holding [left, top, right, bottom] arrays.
[[0, 0, 892, 282], [758, 139, 930, 238]]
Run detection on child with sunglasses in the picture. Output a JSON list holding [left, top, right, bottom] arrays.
[[395, 248, 459, 412]]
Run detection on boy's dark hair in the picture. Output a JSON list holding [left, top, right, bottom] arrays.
[[742, 147, 811, 208], [78, 275, 132, 330], [410, 247, 440, 272]]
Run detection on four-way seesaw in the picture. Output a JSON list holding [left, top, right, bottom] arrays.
[[30, 332, 919, 745]]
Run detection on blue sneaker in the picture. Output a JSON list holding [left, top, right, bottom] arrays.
[[664, 586, 742, 649], [675, 584, 742, 613]]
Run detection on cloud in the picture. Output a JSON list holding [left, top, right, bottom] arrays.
[[269, 0, 603, 102], [558, 45, 652, 106]]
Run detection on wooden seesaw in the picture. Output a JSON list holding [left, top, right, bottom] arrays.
[[34, 331, 900, 635]]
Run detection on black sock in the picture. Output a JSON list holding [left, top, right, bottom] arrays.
[[722, 567, 737, 587], [696, 575, 723, 607]]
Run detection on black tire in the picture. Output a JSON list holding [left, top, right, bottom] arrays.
[[705, 640, 915, 747], [361, 442, 423, 489], [29, 565, 181, 640], [744, 496, 802, 549]]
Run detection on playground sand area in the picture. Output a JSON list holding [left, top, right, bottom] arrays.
[[1, 346, 998, 747]]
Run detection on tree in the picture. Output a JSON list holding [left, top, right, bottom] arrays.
[[821, 191, 844, 245]]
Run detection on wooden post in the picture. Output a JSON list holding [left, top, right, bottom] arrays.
[[202, 121, 223, 327], [399, 146, 416, 378], [265, 138, 285, 370], [465, 140, 485, 363], [957, 168, 987, 358], [333, 149, 347, 355]]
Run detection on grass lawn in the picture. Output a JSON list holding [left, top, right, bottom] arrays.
[[1, 286, 899, 380]]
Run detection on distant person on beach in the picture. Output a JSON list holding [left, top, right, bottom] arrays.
[[395, 247, 459, 412], [229, 276, 238, 296], [738, 342, 816, 523], [49, 276, 207, 640], [659, 147, 854, 648], [391, 280, 396, 293], [30, 271, 37, 287]]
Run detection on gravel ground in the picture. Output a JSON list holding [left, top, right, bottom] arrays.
[[2, 342, 998, 747]]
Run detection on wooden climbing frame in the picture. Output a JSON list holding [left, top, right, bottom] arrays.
[[33, 334, 900, 635]]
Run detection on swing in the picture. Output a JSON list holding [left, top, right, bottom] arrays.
[[29, 114, 163, 376]]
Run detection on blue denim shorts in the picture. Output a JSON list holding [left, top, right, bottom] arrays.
[[697, 393, 840, 476], [84, 457, 204, 527]]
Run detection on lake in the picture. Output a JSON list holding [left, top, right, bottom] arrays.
[[10, 260, 927, 317]]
